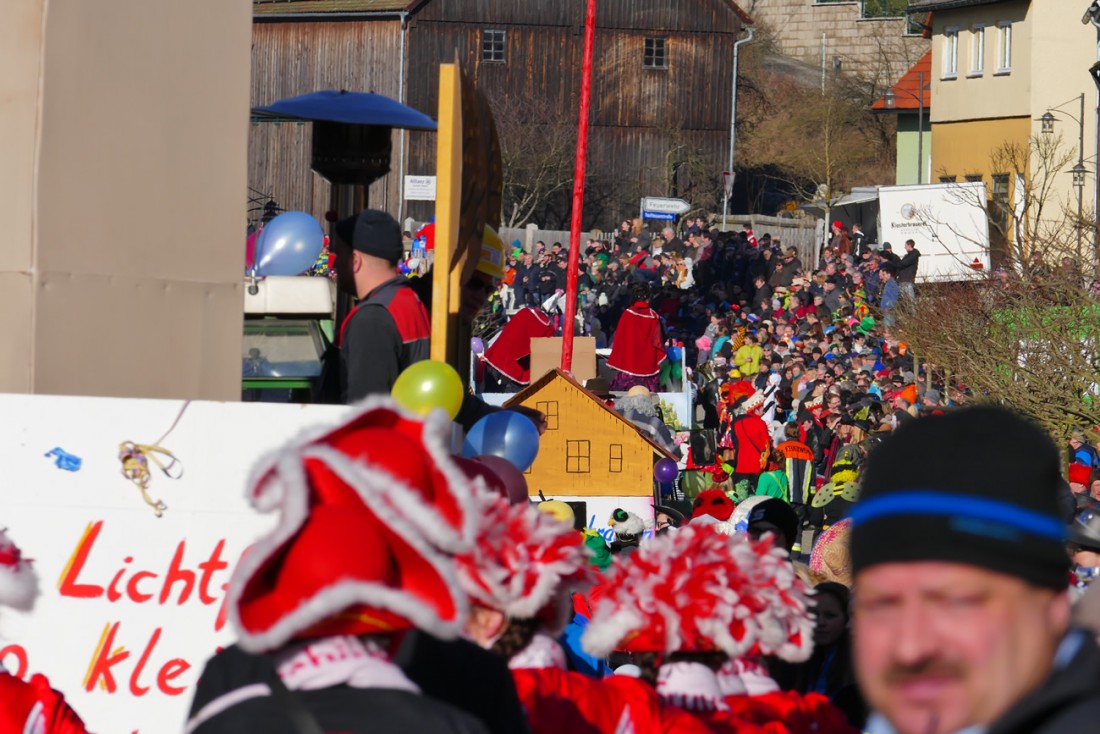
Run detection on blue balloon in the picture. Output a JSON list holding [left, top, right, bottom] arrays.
[[462, 411, 540, 472], [253, 212, 325, 276], [667, 345, 683, 362]]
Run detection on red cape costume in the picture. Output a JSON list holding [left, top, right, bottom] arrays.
[[484, 307, 554, 384], [513, 668, 662, 734], [0, 673, 88, 734], [729, 413, 771, 475], [607, 302, 665, 377]]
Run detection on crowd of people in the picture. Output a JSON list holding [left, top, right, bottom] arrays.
[[8, 210, 1100, 734]]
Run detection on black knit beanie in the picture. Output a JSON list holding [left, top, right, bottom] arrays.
[[850, 406, 1069, 589]]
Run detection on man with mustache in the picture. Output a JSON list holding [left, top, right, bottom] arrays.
[[849, 406, 1100, 734]]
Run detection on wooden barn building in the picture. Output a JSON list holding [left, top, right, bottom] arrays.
[[251, 0, 750, 227]]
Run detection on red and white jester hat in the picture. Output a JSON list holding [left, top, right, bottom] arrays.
[[581, 524, 814, 662], [456, 494, 593, 634], [227, 397, 482, 654], [0, 529, 39, 612]]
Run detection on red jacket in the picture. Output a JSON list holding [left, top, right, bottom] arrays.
[[0, 673, 88, 734]]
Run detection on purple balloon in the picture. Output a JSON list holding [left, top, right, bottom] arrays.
[[471, 337, 486, 355], [653, 457, 679, 483], [475, 455, 529, 505], [253, 212, 325, 276]]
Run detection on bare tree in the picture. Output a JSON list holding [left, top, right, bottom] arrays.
[[928, 134, 1087, 271], [738, 71, 894, 209], [489, 95, 578, 228], [899, 134, 1100, 438], [898, 276, 1100, 439]]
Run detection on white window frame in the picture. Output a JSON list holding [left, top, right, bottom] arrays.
[[969, 24, 985, 76], [481, 29, 506, 64], [943, 27, 959, 79], [996, 22, 1012, 74]]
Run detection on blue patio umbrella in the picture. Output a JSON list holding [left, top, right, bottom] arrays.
[[252, 89, 437, 131]]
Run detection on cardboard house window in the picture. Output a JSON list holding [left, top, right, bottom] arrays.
[[537, 400, 560, 430], [609, 444, 624, 473], [482, 29, 506, 63], [567, 440, 591, 474]]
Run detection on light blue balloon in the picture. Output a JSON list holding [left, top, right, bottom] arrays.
[[253, 212, 325, 276], [462, 411, 540, 472]]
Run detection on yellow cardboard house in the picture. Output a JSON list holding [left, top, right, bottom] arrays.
[[505, 369, 674, 500]]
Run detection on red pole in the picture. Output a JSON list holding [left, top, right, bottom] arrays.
[[561, 0, 597, 373]]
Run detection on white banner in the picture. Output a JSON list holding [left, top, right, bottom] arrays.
[[0, 394, 345, 733]]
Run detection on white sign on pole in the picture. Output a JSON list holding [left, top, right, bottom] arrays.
[[0, 395, 345, 733], [404, 175, 437, 201], [723, 172, 736, 199], [641, 197, 692, 216]]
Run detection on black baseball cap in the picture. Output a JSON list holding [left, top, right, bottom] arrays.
[[335, 209, 403, 264]]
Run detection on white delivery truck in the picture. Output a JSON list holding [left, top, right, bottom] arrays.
[[876, 182, 990, 283], [828, 181, 991, 283]]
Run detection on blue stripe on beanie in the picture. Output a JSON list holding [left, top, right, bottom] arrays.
[[850, 491, 1066, 543]]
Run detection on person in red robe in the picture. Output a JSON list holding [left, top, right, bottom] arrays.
[[483, 306, 554, 389], [607, 285, 666, 392], [0, 529, 90, 734]]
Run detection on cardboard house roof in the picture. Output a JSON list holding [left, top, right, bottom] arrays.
[[504, 368, 676, 461]]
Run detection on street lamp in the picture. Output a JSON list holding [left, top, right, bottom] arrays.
[[1039, 94, 1088, 256], [1073, 161, 1089, 188], [880, 72, 929, 184]]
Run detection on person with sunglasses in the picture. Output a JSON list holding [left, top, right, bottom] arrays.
[[1069, 502, 1100, 592]]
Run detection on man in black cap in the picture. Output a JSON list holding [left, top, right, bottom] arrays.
[[850, 406, 1100, 734], [332, 209, 430, 401]]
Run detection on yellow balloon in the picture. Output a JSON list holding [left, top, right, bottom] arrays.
[[391, 360, 465, 420]]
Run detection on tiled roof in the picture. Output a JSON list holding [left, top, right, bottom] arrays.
[[871, 50, 931, 111], [253, 0, 417, 15]]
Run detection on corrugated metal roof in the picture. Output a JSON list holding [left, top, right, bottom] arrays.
[[871, 50, 931, 111], [253, 0, 416, 15]]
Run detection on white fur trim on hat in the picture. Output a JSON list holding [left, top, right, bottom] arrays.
[[244, 396, 476, 554], [581, 525, 814, 662], [457, 495, 592, 633], [0, 530, 38, 613], [228, 398, 475, 653]]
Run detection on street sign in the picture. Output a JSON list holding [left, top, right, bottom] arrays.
[[641, 196, 691, 215], [723, 172, 735, 199], [640, 196, 690, 220]]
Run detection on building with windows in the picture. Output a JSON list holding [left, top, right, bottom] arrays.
[[401, 0, 751, 223], [909, 0, 1098, 263], [250, 0, 750, 225]]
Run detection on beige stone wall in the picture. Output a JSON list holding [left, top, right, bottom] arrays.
[[0, 0, 251, 400], [743, 0, 929, 85]]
